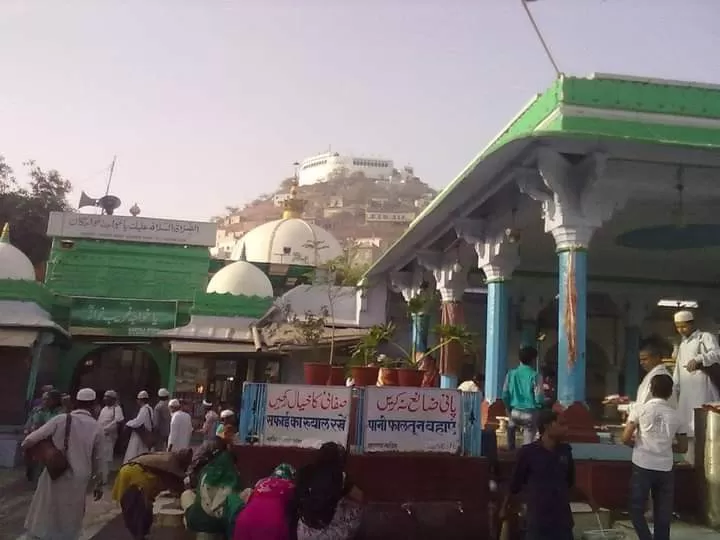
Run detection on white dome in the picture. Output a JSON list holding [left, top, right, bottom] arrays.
[[232, 218, 343, 267], [0, 225, 35, 280], [207, 259, 274, 298]]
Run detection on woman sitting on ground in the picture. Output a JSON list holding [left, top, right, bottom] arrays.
[[233, 463, 296, 540], [294, 442, 364, 540], [112, 449, 193, 540]]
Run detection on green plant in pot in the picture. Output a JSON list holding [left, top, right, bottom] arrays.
[[381, 322, 476, 387], [349, 324, 395, 386], [286, 305, 335, 385]]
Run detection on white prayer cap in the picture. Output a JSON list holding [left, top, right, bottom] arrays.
[[137, 390, 149, 399], [674, 310, 695, 323], [202, 400, 212, 407], [104, 390, 117, 398], [158, 388, 170, 398], [168, 399, 181, 408], [220, 409, 235, 419], [76, 388, 96, 402]]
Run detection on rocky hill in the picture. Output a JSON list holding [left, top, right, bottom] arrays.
[[213, 171, 438, 261]]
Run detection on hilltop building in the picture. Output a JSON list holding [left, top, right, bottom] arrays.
[[298, 151, 418, 186]]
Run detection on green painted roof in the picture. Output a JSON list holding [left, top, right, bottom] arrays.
[[367, 73, 720, 277]]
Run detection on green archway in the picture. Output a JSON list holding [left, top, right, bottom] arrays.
[[57, 342, 170, 393]]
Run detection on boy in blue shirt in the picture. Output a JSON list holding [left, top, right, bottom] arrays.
[[503, 346, 544, 450]]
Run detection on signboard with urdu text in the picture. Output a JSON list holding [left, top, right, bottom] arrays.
[[47, 211, 216, 246], [70, 297, 178, 336], [264, 384, 352, 448], [364, 387, 461, 453]]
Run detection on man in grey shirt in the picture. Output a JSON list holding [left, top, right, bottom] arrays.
[[154, 388, 172, 450]]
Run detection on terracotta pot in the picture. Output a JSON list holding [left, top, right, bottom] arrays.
[[304, 363, 332, 385], [396, 367, 424, 387], [328, 366, 346, 386], [350, 366, 380, 387], [378, 367, 399, 386]]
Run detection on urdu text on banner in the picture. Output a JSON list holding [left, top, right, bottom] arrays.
[[264, 384, 352, 448], [364, 387, 461, 453]]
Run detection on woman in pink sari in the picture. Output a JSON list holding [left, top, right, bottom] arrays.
[[234, 463, 296, 540]]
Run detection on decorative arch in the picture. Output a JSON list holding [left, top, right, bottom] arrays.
[[58, 342, 170, 393]]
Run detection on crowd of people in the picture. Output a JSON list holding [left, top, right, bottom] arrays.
[[20, 383, 365, 540]]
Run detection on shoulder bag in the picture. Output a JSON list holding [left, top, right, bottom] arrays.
[[28, 413, 72, 480], [137, 405, 158, 449]]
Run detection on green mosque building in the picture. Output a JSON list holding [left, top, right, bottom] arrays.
[[0, 185, 358, 466]]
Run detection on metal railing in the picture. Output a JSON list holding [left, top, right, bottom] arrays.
[[238, 382, 482, 457]]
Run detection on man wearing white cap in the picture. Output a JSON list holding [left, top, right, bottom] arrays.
[[199, 400, 219, 446], [168, 399, 193, 451], [154, 388, 172, 451], [97, 389, 125, 484], [123, 390, 155, 463], [673, 310, 720, 464], [22, 388, 103, 540]]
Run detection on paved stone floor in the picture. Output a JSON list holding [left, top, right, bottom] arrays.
[[613, 519, 720, 539]]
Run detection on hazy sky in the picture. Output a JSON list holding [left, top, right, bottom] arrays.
[[1, 0, 718, 221]]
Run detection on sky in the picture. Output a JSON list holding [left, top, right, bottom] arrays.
[[1, 0, 718, 222]]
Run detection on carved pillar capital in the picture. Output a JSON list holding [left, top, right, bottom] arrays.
[[518, 148, 628, 251], [455, 219, 519, 282], [417, 250, 467, 302], [390, 268, 425, 303]]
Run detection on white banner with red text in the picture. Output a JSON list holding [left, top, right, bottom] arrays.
[[263, 384, 352, 448], [363, 387, 461, 453]]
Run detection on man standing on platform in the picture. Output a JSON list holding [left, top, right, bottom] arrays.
[[633, 337, 676, 412], [672, 310, 720, 464], [154, 388, 172, 450], [503, 346, 544, 450]]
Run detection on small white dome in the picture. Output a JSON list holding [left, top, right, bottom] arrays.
[[0, 224, 35, 280], [206, 258, 274, 298], [232, 218, 343, 267]]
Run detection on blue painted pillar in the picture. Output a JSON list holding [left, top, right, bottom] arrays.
[[411, 313, 429, 355], [557, 249, 588, 406], [624, 326, 641, 399], [485, 281, 509, 402]]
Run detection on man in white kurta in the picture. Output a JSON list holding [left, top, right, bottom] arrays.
[[633, 338, 677, 411], [22, 388, 103, 540], [672, 310, 720, 465], [167, 399, 193, 451], [123, 390, 154, 464], [97, 389, 124, 484]]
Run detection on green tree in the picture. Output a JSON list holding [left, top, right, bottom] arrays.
[[0, 156, 73, 265]]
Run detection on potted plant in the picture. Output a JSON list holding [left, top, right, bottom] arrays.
[[303, 246, 370, 385], [365, 322, 476, 387], [285, 306, 333, 385], [349, 324, 392, 386]]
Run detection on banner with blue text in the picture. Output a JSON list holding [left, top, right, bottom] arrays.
[[264, 385, 352, 448], [364, 387, 461, 453]]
